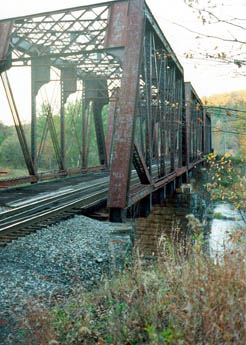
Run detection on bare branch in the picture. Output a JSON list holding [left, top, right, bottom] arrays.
[[192, 6, 246, 31], [231, 17, 246, 22], [170, 21, 246, 44]]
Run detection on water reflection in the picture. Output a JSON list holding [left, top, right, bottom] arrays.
[[135, 170, 246, 258], [135, 193, 198, 256], [135, 195, 246, 259], [209, 203, 245, 258]]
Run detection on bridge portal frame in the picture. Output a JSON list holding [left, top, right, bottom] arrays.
[[0, 0, 211, 220]]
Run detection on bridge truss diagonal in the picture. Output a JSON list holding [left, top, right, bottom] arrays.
[[0, 0, 212, 221]]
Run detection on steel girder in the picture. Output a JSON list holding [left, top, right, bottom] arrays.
[[0, 0, 211, 212], [0, 1, 125, 182], [108, 1, 186, 213], [184, 82, 208, 168]]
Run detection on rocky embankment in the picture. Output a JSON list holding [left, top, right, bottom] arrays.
[[0, 215, 133, 344]]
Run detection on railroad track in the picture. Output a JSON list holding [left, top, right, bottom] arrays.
[[0, 177, 110, 247], [0, 165, 163, 247]]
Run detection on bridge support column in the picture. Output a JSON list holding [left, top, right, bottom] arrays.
[[31, 64, 37, 173], [109, 208, 126, 223], [152, 187, 166, 205], [31, 56, 50, 174], [176, 176, 182, 189], [93, 101, 107, 166], [182, 171, 189, 184], [135, 194, 152, 218], [188, 170, 193, 180], [166, 180, 176, 197]]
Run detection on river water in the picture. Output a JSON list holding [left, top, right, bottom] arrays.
[[135, 171, 245, 257], [209, 203, 245, 258]]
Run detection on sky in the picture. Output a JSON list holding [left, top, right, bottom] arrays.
[[0, 0, 246, 125]]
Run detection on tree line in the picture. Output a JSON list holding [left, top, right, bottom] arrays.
[[203, 90, 246, 158], [0, 101, 109, 172]]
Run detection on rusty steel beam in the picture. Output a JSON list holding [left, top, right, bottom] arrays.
[[93, 101, 107, 166], [144, 4, 183, 75], [0, 165, 104, 188], [170, 67, 176, 172], [153, 123, 159, 161], [143, 30, 153, 173], [159, 55, 167, 177], [1, 72, 36, 177], [206, 114, 212, 154], [0, 0, 211, 208], [187, 83, 205, 163], [177, 76, 183, 168], [0, 21, 12, 72], [128, 166, 187, 207], [105, 89, 119, 165], [104, 1, 128, 49], [185, 82, 191, 168], [0, 22, 12, 60], [60, 67, 77, 171], [0, 175, 38, 187], [60, 80, 66, 171], [133, 142, 152, 184], [31, 57, 50, 172], [46, 106, 64, 171], [81, 99, 90, 169], [0, 1, 121, 23], [188, 158, 205, 171], [108, 0, 145, 209]]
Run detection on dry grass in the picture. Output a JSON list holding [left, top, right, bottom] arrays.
[[14, 225, 246, 345]]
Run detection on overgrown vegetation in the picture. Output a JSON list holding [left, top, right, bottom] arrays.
[[11, 221, 246, 345], [206, 152, 246, 222]]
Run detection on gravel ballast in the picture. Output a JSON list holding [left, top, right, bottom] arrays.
[[0, 215, 134, 344]]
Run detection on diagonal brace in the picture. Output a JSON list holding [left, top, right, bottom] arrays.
[[133, 142, 152, 184]]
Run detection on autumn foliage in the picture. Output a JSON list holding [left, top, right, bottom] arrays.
[[206, 153, 246, 220], [203, 90, 246, 158]]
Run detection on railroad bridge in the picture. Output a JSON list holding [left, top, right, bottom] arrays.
[[0, 0, 211, 222]]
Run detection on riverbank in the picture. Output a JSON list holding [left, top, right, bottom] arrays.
[[13, 221, 246, 345], [4, 168, 246, 344], [0, 215, 133, 345]]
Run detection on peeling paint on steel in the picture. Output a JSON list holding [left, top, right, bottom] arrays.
[[104, 2, 128, 48], [108, 0, 145, 209], [0, 22, 12, 62]]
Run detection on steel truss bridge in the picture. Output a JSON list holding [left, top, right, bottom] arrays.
[[0, 0, 211, 222]]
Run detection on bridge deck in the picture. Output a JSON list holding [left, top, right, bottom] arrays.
[[0, 157, 204, 216]]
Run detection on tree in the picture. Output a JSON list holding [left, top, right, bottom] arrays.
[[203, 90, 246, 158], [203, 91, 244, 155], [0, 133, 27, 169], [182, 0, 246, 76], [206, 152, 246, 222]]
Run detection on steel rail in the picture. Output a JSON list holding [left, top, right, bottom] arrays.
[[0, 165, 159, 245], [0, 177, 109, 221], [0, 181, 110, 228], [0, 165, 157, 221], [0, 188, 109, 237], [0, 175, 139, 238]]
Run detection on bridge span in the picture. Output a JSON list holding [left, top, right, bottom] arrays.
[[0, 0, 211, 222]]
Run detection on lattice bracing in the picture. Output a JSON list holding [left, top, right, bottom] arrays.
[[5, 2, 123, 101], [0, 0, 212, 221]]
